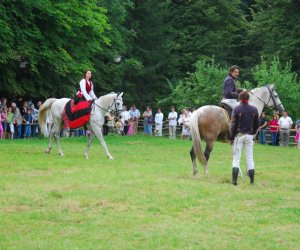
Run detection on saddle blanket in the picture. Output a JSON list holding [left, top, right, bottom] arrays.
[[62, 100, 91, 129]]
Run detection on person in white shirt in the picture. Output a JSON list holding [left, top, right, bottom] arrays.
[[181, 109, 191, 139], [129, 105, 140, 135], [278, 111, 293, 147], [75, 70, 97, 104], [121, 105, 130, 135], [168, 106, 177, 139], [154, 108, 164, 136]]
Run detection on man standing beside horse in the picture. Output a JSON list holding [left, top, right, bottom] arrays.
[[229, 91, 260, 186]]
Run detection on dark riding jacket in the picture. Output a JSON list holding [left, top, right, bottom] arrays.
[[230, 103, 260, 140], [223, 75, 241, 99]]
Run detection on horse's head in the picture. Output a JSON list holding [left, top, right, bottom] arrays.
[[113, 92, 124, 116], [95, 92, 123, 116], [266, 85, 284, 113]]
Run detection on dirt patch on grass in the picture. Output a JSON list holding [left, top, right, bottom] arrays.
[[1, 205, 31, 213]]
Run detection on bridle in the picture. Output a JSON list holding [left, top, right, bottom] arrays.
[[250, 85, 283, 111], [93, 97, 123, 115]]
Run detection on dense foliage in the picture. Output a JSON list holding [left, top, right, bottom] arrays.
[[164, 57, 300, 119], [0, 0, 111, 97], [0, 0, 299, 118]]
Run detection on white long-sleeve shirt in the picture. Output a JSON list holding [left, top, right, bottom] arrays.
[[168, 111, 177, 126], [79, 79, 97, 101], [155, 112, 164, 124], [121, 111, 130, 121]]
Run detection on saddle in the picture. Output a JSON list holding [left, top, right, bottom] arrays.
[[220, 98, 239, 118], [220, 102, 232, 119], [62, 100, 92, 129]]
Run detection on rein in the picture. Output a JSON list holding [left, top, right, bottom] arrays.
[[93, 97, 122, 115]]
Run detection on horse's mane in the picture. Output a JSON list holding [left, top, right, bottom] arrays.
[[97, 92, 118, 106], [250, 84, 273, 94]]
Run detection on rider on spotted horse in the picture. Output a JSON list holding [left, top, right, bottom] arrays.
[[220, 65, 244, 117], [64, 70, 97, 129]]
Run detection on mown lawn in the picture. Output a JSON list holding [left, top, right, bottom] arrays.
[[0, 135, 299, 249]]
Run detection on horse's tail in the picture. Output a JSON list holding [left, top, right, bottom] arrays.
[[190, 110, 208, 171], [38, 98, 57, 136]]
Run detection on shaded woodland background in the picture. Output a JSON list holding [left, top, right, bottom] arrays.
[[0, 0, 299, 118]]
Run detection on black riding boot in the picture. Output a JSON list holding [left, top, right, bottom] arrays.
[[232, 167, 239, 186], [249, 169, 255, 184]]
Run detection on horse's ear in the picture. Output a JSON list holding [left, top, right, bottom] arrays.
[[117, 92, 123, 97], [268, 83, 275, 89]]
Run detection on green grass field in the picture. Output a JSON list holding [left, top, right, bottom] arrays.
[[1, 135, 299, 249]]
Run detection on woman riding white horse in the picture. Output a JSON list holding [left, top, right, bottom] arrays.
[[38, 92, 123, 159]]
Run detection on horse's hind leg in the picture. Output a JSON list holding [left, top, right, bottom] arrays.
[[84, 132, 95, 160], [190, 147, 198, 176], [53, 123, 64, 156], [203, 142, 215, 175], [45, 124, 54, 154]]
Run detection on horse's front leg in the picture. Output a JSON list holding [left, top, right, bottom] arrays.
[[84, 132, 95, 160], [93, 127, 113, 160]]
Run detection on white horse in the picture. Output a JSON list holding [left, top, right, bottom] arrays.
[[189, 85, 284, 176], [38, 92, 123, 159]]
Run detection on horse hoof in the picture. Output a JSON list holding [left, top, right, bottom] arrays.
[[108, 155, 114, 160], [193, 171, 198, 176], [59, 153, 64, 157], [84, 154, 89, 160], [45, 149, 50, 154]]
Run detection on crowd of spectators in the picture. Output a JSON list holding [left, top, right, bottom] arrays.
[[258, 110, 299, 147], [0, 97, 42, 139], [1, 96, 299, 148]]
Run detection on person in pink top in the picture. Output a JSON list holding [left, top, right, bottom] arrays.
[[269, 114, 279, 146], [0, 106, 7, 139], [127, 118, 134, 136]]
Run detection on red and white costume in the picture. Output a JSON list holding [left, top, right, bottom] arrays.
[[77, 79, 97, 101]]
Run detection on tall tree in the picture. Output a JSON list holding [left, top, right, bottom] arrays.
[[247, 0, 300, 74], [0, 0, 110, 98], [126, 0, 247, 108]]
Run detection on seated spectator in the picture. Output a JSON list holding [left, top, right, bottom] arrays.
[[269, 114, 279, 146], [107, 112, 115, 133], [121, 105, 130, 135], [115, 119, 123, 135]]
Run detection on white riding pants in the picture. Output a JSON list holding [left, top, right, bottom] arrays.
[[232, 134, 255, 171]]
